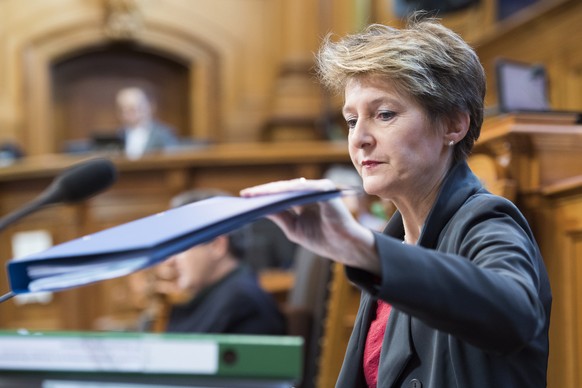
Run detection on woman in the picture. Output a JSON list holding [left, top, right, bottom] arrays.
[[241, 14, 551, 388]]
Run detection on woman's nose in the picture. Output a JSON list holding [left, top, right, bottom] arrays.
[[350, 119, 374, 148]]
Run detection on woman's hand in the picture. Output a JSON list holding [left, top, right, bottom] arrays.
[[241, 178, 380, 274]]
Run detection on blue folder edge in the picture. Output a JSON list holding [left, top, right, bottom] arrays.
[[7, 189, 341, 294]]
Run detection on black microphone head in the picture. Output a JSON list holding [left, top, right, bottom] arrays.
[[48, 158, 117, 204]]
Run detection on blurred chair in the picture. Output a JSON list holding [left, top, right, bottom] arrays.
[[284, 247, 332, 388]]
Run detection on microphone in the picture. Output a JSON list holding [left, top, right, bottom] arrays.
[[0, 157, 117, 232]]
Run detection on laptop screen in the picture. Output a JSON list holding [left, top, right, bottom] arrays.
[[496, 59, 550, 113]]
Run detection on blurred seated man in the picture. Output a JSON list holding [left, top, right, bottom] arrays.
[[150, 188, 287, 335], [115, 87, 179, 159]]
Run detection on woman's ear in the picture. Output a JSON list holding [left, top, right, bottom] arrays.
[[444, 111, 470, 146]]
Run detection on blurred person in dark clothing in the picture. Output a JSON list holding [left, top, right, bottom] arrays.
[[151, 188, 286, 335]]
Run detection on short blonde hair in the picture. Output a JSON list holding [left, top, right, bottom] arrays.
[[316, 13, 486, 162]]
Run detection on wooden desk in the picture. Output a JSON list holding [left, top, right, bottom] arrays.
[[0, 140, 350, 331], [259, 269, 295, 306]]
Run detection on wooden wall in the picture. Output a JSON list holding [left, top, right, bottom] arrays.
[[472, 0, 582, 111], [0, 0, 322, 154]]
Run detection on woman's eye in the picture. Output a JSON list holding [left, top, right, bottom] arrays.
[[378, 111, 395, 121], [345, 118, 357, 129]]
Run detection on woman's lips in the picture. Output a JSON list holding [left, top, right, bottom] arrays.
[[362, 160, 381, 168]]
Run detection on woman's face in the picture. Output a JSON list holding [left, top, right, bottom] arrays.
[[344, 75, 450, 202]]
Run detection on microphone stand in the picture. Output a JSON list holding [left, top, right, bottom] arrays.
[[0, 157, 117, 304], [0, 190, 57, 233], [0, 291, 14, 303], [0, 178, 69, 303]]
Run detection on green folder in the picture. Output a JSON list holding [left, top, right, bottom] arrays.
[[0, 330, 303, 387]]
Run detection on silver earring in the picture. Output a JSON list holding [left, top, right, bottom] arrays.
[[448, 140, 455, 146]]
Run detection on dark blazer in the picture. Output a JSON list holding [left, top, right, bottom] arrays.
[[121, 120, 179, 154], [165, 265, 286, 335], [336, 161, 552, 388], [142, 121, 179, 151]]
